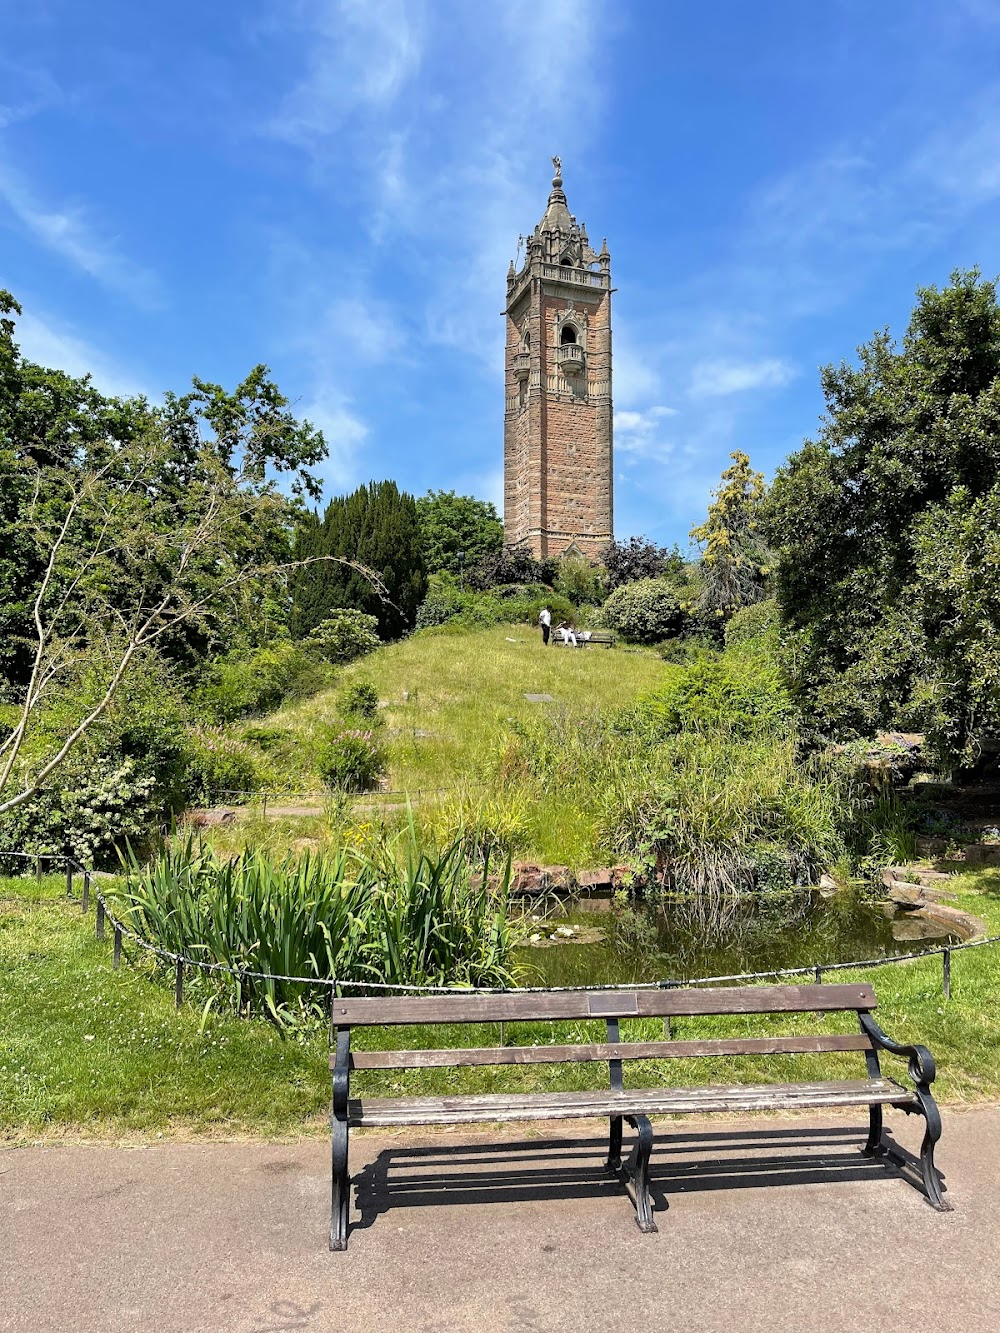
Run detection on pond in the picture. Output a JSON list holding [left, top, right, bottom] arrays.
[[515, 887, 960, 989]]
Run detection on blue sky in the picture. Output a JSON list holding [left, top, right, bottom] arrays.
[[4, 1, 1000, 547]]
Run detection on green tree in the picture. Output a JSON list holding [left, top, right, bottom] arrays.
[[0, 290, 355, 822], [291, 481, 427, 640], [690, 451, 770, 621], [415, 490, 504, 576], [765, 269, 1000, 762], [600, 536, 685, 591]]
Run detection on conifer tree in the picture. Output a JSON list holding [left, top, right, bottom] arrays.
[[290, 481, 427, 639]]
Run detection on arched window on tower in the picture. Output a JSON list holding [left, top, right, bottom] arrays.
[[561, 253, 575, 267], [560, 323, 578, 345]]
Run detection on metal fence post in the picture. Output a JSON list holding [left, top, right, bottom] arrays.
[[82, 873, 90, 912], [113, 926, 122, 970], [943, 948, 952, 1000], [65, 862, 74, 897], [174, 959, 184, 1009], [96, 896, 105, 942], [35, 855, 42, 885]]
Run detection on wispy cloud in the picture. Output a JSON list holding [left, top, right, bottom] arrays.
[[614, 405, 677, 465], [689, 357, 796, 398], [267, 0, 424, 145], [0, 160, 163, 308], [10, 306, 152, 399], [297, 387, 369, 489], [262, 0, 611, 363]]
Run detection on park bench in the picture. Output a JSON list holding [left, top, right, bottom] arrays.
[[551, 629, 616, 647], [328, 982, 947, 1250]]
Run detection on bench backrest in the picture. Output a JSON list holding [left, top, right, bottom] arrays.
[[332, 983, 875, 1027], [331, 984, 880, 1072]]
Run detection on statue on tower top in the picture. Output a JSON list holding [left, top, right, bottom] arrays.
[[551, 155, 561, 178]]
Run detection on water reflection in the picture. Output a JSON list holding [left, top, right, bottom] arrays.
[[515, 887, 959, 988]]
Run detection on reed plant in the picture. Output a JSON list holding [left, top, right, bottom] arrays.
[[114, 828, 515, 1023]]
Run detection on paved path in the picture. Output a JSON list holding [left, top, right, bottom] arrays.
[[4, 1109, 1000, 1332]]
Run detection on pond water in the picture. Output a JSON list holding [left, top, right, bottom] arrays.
[[514, 888, 960, 989]]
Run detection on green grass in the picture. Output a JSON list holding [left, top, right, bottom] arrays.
[[266, 622, 665, 787], [5, 866, 1000, 1140], [210, 624, 669, 865]]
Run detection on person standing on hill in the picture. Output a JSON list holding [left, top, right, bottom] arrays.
[[539, 605, 551, 646]]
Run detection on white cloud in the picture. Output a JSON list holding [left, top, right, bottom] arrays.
[[0, 160, 162, 308], [262, 0, 611, 372], [11, 308, 153, 400], [299, 387, 369, 489], [613, 405, 677, 465], [688, 357, 796, 398], [268, 0, 424, 145]]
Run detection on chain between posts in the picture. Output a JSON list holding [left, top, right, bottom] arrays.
[[5, 850, 997, 1000]]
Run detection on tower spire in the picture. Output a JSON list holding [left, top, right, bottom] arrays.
[[538, 155, 572, 234]]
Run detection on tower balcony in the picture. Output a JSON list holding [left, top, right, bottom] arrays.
[[555, 343, 585, 375], [513, 352, 531, 381]]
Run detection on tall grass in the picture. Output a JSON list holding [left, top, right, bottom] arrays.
[[114, 830, 515, 1022]]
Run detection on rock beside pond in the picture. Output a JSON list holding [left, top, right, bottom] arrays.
[[577, 865, 633, 891], [511, 863, 573, 893], [892, 916, 953, 942]]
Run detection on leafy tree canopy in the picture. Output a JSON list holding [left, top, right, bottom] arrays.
[[415, 490, 504, 576], [600, 536, 685, 591], [765, 269, 1000, 763], [0, 288, 331, 819]]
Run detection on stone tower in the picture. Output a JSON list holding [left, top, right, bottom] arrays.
[[503, 159, 613, 560]]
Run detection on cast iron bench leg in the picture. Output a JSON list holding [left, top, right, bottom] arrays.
[[624, 1114, 657, 1234], [913, 1091, 951, 1212], [331, 1113, 350, 1250], [863, 1103, 884, 1156], [605, 1115, 623, 1173]]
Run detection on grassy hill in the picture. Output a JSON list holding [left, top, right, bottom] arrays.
[[218, 625, 669, 865]]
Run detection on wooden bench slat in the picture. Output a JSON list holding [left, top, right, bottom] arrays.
[[331, 983, 877, 1027], [347, 1078, 914, 1127], [344, 1033, 875, 1070]]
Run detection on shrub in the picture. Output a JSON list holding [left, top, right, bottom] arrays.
[[306, 610, 381, 664], [527, 593, 575, 627], [600, 536, 685, 591], [596, 731, 848, 894], [415, 574, 465, 628], [193, 642, 330, 722], [467, 547, 558, 591], [316, 727, 387, 792], [725, 598, 780, 650], [0, 755, 160, 868], [554, 556, 606, 606], [600, 578, 685, 643], [182, 726, 266, 804], [647, 654, 795, 738], [415, 578, 573, 631], [339, 679, 380, 721]]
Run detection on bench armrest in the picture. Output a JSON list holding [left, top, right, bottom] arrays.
[[332, 1027, 351, 1120], [859, 1012, 937, 1088]]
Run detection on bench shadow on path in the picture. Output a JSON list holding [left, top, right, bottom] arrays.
[[351, 1123, 946, 1238]]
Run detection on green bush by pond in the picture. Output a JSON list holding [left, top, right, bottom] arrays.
[[113, 834, 515, 1022]]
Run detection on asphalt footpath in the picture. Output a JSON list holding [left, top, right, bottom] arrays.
[[4, 1108, 1000, 1332]]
